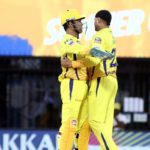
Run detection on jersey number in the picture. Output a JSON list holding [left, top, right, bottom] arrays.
[[110, 48, 117, 67], [103, 48, 117, 76]]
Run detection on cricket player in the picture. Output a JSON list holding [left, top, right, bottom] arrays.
[[62, 10, 118, 150], [88, 10, 118, 150], [58, 9, 101, 150]]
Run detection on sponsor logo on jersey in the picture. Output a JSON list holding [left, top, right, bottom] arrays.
[[94, 37, 101, 43], [71, 119, 77, 127]]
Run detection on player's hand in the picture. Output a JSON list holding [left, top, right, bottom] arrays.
[[61, 57, 72, 68]]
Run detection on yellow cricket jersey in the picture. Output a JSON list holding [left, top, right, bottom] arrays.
[[59, 34, 100, 81], [89, 28, 117, 79]]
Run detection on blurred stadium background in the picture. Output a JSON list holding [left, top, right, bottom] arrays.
[[0, 0, 150, 149]]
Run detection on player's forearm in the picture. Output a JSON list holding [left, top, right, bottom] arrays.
[[90, 47, 114, 60], [72, 55, 100, 68], [72, 60, 86, 68]]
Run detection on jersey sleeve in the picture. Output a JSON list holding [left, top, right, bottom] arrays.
[[90, 34, 114, 59], [72, 55, 100, 68], [91, 34, 105, 51]]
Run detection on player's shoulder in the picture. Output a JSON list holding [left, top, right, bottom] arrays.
[[92, 31, 104, 44], [63, 34, 79, 46], [94, 29, 107, 39]]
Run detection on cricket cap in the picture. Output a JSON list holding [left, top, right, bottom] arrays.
[[61, 9, 85, 25]]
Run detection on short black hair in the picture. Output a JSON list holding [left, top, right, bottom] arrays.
[[95, 10, 112, 26], [63, 22, 69, 31], [63, 20, 76, 31]]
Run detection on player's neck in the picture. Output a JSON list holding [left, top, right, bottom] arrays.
[[102, 25, 109, 29], [66, 28, 79, 38]]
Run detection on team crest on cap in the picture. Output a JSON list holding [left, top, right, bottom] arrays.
[[94, 37, 101, 43]]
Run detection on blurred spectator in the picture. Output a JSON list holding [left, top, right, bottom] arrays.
[[37, 90, 61, 128]]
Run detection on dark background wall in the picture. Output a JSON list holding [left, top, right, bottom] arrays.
[[0, 57, 150, 130]]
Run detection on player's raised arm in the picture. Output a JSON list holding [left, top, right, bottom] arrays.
[[72, 55, 101, 68], [61, 55, 101, 68], [90, 47, 114, 60], [90, 30, 115, 60]]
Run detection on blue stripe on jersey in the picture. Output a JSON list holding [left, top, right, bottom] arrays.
[[103, 60, 108, 76], [69, 79, 73, 100], [96, 77, 101, 96], [73, 54, 80, 80], [101, 133, 109, 150], [64, 54, 69, 78], [91, 66, 95, 78]]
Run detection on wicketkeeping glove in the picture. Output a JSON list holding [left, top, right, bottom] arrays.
[[90, 47, 114, 60]]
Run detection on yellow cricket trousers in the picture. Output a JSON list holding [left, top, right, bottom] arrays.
[[58, 78, 89, 150], [88, 76, 118, 150]]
